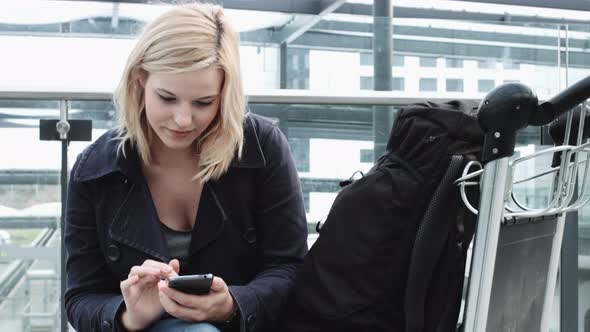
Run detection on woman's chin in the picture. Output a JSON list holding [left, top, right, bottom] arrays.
[[159, 137, 195, 151], [165, 142, 194, 151], [154, 130, 199, 151]]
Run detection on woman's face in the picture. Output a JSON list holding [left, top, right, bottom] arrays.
[[142, 67, 224, 152]]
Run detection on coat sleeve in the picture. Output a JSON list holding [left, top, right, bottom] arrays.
[[64, 155, 126, 332], [228, 125, 308, 332]]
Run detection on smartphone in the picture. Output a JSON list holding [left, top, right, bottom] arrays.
[[167, 273, 214, 295]]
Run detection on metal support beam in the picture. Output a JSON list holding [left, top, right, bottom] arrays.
[[388, 6, 590, 25], [0, 169, 60, 185], [272, 0, 346, 44], [372, 0, 393, 162], [111, 2, 120, 28], [58, 100, 69, 332], [0, 168, 352, 195], [219, 0, 324, 14], [0, 217, 58, 229], [308, 22, 586, 49], [280, 42, 288, 89], [446, 0, 590, 12], [290, 31, 590, 68], [561, 191, 579, 332], [51, 1, 590, 25], [0, 89, 478, 105], [1, 245, 60, 261], [76, 0, 590, 14]]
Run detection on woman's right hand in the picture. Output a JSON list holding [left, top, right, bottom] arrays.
[[119, 259, 179, 331]]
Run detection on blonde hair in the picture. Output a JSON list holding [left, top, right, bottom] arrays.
[[114, 3, 245, 182]]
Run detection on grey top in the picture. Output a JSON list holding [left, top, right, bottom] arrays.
[[160, 222, 192, 263]]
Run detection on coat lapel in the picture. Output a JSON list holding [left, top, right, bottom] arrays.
[[108, 180, 172, 263], [189, 182, 227, 255]]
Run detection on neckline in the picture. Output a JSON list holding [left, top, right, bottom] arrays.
[[159, 221, 192, 234]]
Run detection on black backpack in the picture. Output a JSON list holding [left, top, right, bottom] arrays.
[[281, 100, 484, 332]]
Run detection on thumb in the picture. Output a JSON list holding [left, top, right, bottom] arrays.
[[211, 276, 226, 292]]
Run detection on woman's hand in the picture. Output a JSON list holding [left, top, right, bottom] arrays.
[[119, 259, 180, 331], [157, 276, 236, 323]]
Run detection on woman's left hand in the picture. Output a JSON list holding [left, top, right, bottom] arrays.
[[158, 276, 236, 323]]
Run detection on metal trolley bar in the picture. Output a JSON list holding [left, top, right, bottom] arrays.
[[462, 76, 590, 332], [462, 157, 511, 331]]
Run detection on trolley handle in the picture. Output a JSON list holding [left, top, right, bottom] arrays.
[[530, 76, 590, 126], [477, 75, 590, 164]]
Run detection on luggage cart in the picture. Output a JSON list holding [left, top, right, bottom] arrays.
[[458, 76, 590, 332]]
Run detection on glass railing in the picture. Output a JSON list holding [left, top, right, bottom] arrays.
[[0, 89, 582, 331]]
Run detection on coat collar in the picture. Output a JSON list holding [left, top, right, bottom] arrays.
[[73, 113, 266, 183]]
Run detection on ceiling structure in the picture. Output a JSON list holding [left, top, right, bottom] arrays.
[[48, 0, 585, 67]]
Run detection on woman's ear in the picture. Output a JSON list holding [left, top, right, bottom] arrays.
[[138, 74, 147, 89], [133, 67, 147, 88]]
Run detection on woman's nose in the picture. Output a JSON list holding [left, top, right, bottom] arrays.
[[173, 105, 193, 128]]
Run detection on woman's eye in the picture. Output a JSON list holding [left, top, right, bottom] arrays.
[[158, 95, 176, 103], [194, 101, 213, 107]]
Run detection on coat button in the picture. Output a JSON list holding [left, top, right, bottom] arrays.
[[246, 314, 256, 331], [243, 227, 257, 244], [101, 320, 112, 331], [106, 244, 120, 262]]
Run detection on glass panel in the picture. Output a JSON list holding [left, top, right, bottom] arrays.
[[419, 78, 437, 92], [420, 56, 438, 67], [315, 15, 581, 99], [393, 54, 405, 67], [0, 100, 61, 331], [392, 77, 405, 91], [503, 60, 521, 70], [360, 76, 373, 90], [445, 58, 463, 68], [360, 77, 404, 91], [360, 52, 373, 66], [478, 79, 495, 93], [445, 78, 464, 92], [478, 59, 497, 69]]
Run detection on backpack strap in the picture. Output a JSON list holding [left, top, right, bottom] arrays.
[[404, 155, 466, 332]]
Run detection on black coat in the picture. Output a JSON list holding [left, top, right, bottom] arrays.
[[64, 113, 308, 332]]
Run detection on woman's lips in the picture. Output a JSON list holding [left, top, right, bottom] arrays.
[[169, 129, 194, 137]]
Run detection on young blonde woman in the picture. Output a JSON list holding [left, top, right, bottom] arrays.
[[64, 4, 308, 332]]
